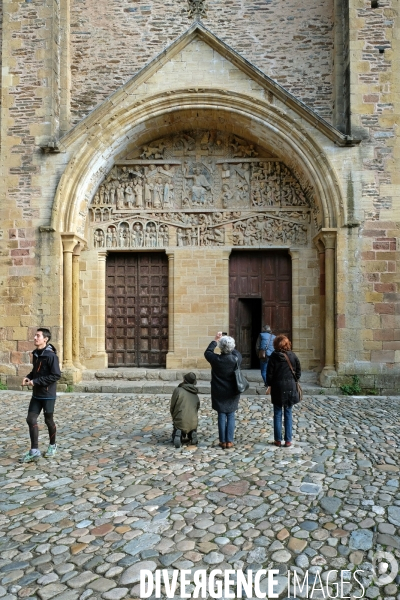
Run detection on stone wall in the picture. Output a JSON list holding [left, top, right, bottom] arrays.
[[0, 0, 64, 383], [0, 0, 2, 143], [329, 0, 400, 392], [70, 0, 335, 124], [0, 0, 400, 389]]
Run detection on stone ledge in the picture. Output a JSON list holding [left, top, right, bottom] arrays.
[[72, 380, 327, 396]]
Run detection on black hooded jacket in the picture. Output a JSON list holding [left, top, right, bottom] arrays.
[[204, 340, 242, 413], [26, 344, 61, 400], [266, 350, 301, 407]]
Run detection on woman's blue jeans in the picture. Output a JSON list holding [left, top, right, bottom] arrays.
[[260, 359, 269, 385], [218, 411, 235, 443], [273, 405, 292, 442]]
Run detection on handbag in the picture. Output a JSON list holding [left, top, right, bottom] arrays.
[[283, 353, 303, 402], [234, 357, 250, 393]]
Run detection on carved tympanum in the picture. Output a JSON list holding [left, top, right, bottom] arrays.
[[88, 130, 316, 248]]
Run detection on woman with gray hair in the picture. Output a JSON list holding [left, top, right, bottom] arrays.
[[204, 332, 242, 449]]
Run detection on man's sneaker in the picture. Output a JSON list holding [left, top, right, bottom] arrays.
[[190, 431, 198, 445], [19, 449, 41, 463], [173, 429, 182, 448], [44, 444, 57, 458]]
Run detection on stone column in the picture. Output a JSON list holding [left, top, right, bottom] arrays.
[[72, 245, 84, 369], [315, 239, 326, 370], [62, 236, 76, 370], [322, 231, 337, 376], [166, 250, 175, 365], [289, 250, 300, 352], [61, 233, 86, 381]]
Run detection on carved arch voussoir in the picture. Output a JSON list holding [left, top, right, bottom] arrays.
[[51, 90, 345, 236]]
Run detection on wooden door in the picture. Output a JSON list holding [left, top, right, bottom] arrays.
[[237, 299, 252, 368], [229, 251, 292, 364], [106, 253, 168, 367]]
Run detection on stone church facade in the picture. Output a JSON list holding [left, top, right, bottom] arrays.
[[0, 0, 399, 392]]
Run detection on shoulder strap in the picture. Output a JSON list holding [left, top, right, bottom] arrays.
[[283, 352, 297, 381]]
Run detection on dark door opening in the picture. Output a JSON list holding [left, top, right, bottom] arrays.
[[106, 252, 168, 367], [237, 298, 262, 369], [229, 250, 292, 366]]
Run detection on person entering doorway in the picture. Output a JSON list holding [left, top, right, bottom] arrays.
[[255, 324, 275, 385]]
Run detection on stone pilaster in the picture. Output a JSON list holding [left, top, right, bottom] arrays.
[[314, 230, 337, 385], [288, 250, 300, 353], [166, 250, 175, 365]]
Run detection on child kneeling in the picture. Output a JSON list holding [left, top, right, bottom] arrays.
[[170, 372, 200, 448]]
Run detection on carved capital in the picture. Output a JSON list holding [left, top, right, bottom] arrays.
[[322, 231, 336, 250], [288, 249, 300, 261], [313, 229, 337, 251], [97, 251, 108, 263], [61, 233, 86, 254]]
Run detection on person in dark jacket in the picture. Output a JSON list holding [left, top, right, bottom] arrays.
[[255, 324, 276, 384], [170, 372, 200, 448], [266, 334, 301, 448], [204, 332, 242, 449], [21, 328, 61, 462]]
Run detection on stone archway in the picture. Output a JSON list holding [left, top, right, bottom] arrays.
[[69, 123, 336, 372], [52, 95, 344, 375]]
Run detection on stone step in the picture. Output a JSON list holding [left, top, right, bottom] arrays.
[[75, 379, 259, 394], [81, 368, 319, 384], [75, 368, 322, 394], [74, 378, 327, 395]]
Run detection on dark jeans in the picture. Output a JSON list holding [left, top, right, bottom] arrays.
[[273, 405, 292, 442], [260, 359, 269, 385], [218, 411, 235, 443]]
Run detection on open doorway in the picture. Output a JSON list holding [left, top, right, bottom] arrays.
[[236, 298, 262, 368], [229, 250, 292, 366]]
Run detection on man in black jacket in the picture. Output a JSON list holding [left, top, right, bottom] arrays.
[[21, 328, 61, 462]]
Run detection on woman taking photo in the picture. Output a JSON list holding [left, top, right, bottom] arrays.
[[204, 332, 242, 449], [266, 334, 301, 447]]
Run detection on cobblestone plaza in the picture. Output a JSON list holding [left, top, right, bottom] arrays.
[[0, 391, 399, 599]]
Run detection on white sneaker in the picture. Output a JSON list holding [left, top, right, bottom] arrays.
[[19, 449, 41, 463], [44, 444, 57, 458]]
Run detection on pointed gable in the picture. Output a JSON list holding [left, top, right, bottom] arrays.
[[101, 22, 359, 148]]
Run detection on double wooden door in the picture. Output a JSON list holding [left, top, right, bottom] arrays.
[[229, 251, 292, 368], [106, 253, 168, 367]]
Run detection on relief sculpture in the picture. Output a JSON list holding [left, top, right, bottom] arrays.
[[88, 129, 317, 249], [232, 216, 307, 246], [187, 0, 207, 19], [93, 212, 307, 249]]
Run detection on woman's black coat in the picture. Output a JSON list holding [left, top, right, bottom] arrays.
[[266, 350, 301, 407], [204, 341, 242, 413]]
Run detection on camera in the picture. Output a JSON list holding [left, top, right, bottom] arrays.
[[222, 332, 227, 336]]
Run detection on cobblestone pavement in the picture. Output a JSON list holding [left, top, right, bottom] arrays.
[[0, 391, 399, 600]]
